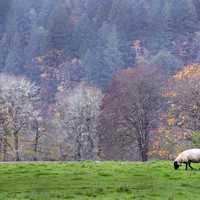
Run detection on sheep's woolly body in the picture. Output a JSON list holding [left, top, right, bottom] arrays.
[[175, 149, 200, 163]]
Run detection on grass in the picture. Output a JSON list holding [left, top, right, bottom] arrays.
[[0, 160, 199, 199]]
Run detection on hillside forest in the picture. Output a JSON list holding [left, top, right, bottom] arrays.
[[0, 0, 200, 161]]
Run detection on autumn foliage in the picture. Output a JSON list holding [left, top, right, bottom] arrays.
[[150, 64, 200, 159], [99, 66, 164, 161]]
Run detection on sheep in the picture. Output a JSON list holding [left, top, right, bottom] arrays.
[[174, 149, 200, 170]]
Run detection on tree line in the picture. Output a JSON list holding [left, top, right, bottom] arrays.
[[0, 63, 198, 161]]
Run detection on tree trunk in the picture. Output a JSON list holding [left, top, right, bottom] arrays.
[[3, 137, 7, 161], [75, 140, 81, 160], [137, 130, 149, 162], [140, 148, 148, 161], [75, 132, 82, 160], [14, 133, 20, 161], [87, 134, 95, 159], [33, 123, 39, 161]]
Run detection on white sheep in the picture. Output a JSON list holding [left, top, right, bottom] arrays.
[[174, 149, 200, 170]]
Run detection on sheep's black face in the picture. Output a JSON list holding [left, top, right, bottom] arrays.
[[174, 161, 179, 170]]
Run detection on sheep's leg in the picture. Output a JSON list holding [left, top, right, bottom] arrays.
[[185, 163, 188, 170], [188, 161, 194, 170]]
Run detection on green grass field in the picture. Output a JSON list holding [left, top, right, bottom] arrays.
[[0, 160, 199, 200]]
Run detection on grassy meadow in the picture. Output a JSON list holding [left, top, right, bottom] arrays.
[[0, 160, 199, 199]]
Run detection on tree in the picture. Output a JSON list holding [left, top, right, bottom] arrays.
[[25, 26, 48, 64], [149, 120, 192, 160], [2, 0, 41, 74], [0, 74, 40, 161], [108, 0, 134, 39], [0, 34, 11, 72], [99, 66, 164, 161], [83, 23, 124, 88], [4, 32, 24, 74], [0, 0, 11, 36], [46, 0, 72, 50], [55, 83, 103, 160], [167, 64, 200, 131], [150, 50, 183, 74], [167, 0, 198, 33], [149, 63, 200, 159], [72, 13, 98, 57], [191, 131, 200, 148], [0, 97, 13, 161], [29, 111, 46, 161]]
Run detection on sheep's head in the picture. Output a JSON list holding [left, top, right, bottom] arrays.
[[174, 161, 179, 170]]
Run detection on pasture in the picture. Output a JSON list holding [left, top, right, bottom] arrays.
[[0, 160, 199, 199]]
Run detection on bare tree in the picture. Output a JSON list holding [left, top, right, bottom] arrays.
[[100, 66, 164, 161], [0, 97, 14, 161], [31, 115, 46, 161], [0, 74, 40, 161], [55, 82, 103, 160]]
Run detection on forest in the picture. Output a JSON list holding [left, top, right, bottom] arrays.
[[0, 0, 200, 161]]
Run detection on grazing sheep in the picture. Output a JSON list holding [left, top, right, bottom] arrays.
[[174, 149, 200, 170]]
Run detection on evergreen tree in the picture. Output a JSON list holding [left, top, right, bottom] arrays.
[[0, 34, 10, 71], [26, 26, 48, 64], [167, 0, 199, 33], [109, 0, 134, 39], [1, 0, 37, 73], [72, 14, 98, 57], [0, 0, 11, 37], [83, 23, 124, 88], [150, 50, 183, 74], [4, 32, 24, 74], [47, 1, 72, 50], [103, 24, 124, 72]]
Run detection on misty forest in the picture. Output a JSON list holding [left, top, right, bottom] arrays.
[[0, 0, 200, 162]]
